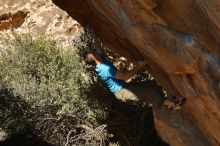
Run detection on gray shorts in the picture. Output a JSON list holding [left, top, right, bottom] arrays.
[[114, 82, 164, 106]]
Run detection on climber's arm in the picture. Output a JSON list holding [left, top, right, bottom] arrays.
[[90, 27, 102, 49], [90, 28, 106, 58], [115, 61, 147, 83], [93, 33, 102, 49]]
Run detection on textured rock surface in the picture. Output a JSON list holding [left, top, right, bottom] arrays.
[[0, 0, 81, 44], [1, 0, 220, 145], [52, 0, 220, 146]]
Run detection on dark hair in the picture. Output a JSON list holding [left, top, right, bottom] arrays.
[[83, 49, 106, 65], [83, 50, 96, 65]]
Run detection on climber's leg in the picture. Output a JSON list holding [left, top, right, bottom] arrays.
[[115, 82, 164, 105], [115, 82, 186, 110], [114, 86, 139, 102]]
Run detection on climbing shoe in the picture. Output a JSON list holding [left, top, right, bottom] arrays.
[[162, 96, 187, 110], [174, 97, 187, 106], [171, 97, 187, 110]]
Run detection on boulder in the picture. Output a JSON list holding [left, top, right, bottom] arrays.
[[52, 1, 220, 146]]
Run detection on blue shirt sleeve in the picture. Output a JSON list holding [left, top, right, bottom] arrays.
[[95, 61, 125, 94], [107, 62, 117, 78]]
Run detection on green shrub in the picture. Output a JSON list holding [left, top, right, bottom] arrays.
[[0, 32, 112, 145], [0, 31, 159, 146], [0, 33, 95, 116]]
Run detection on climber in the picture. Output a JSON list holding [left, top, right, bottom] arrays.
[[83, 31, 185, 110]]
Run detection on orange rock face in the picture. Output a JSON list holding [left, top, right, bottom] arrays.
[[0, 11, 28, 31], [52, 0, 220, 146]]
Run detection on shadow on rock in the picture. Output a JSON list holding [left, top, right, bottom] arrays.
[[86, 80, 170, 146], [104, 99, 169, 146]]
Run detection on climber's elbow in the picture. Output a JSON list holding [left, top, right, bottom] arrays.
[[115, 71, 131, 82]]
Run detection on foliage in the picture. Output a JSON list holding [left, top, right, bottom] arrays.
[[0, 32, 110, 146], [0, 31, 166, 146], [0, 33, 95, 116]]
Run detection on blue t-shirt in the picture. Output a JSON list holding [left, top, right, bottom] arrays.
[[95, 60, 125, 94]]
